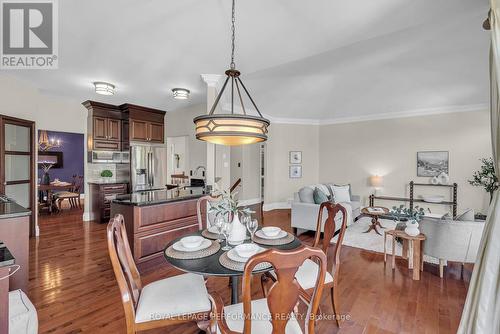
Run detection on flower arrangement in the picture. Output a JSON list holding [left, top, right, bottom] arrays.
[[208, 188, 253, 220], [468, 157, 498, 203], [390, 205, 426, 223]]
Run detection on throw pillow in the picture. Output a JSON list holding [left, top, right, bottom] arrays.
[[313, 187, 329, 204], [298, 187, 315, 203], [332, 184, 351, 203]]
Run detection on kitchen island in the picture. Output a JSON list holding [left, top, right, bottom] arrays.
[[111, 187, 206, 272]]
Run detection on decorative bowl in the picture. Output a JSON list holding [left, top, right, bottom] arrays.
[[261, 226, 281, 237], [180, 236, 204, 249], [422, 195, 445, 203], [234, 243, 259, 258]]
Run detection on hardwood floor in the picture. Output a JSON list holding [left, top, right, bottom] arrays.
[[29, 208, 470, 333]]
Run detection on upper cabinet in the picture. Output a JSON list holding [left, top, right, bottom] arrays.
[[83, 101, 166, 153], [120, 104, 165, 144]]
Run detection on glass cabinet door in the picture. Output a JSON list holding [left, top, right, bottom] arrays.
[[2, 121, 33, 210]]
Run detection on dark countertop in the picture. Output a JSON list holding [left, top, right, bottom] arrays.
[[0, 242, 15, 268], [88, 180, 129, 185], [0, 201, 31, 219], [112, 187, 206, 206]]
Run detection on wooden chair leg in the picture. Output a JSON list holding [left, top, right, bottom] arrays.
[[383, 232, 387, 264], [78, 196, 82, 209], [391, 236, 396, 270], [331, 286, 340, 328], [57, 199, 62, 211]]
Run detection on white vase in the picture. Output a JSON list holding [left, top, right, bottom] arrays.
[[405, 220, 420, 237], [228, 214, 247, 245]]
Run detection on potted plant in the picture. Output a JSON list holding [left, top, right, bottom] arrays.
[[468, 157, 498, 204], [390, 205, 426, 237], [100, 170, 113, 178], [208, 188, 253, 245]]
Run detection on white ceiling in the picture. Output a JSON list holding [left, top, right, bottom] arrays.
[[6, 0, 491, 121]]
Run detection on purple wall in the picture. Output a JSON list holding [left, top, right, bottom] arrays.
[[38, 130, 84, 192]]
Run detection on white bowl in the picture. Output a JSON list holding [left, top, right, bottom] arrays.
[[422, 195, 445, 203], [181, 236, 204, 249], [261, 226, 281, 237], [234, 244, 259, 258]]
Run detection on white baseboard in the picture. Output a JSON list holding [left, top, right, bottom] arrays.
[[262, 202, 291, 211], [82, 211, 94, 222], [239, 198, 262, 207]]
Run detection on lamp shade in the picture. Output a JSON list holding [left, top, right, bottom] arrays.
[[194, 114, 269, 146], [369, 175, 383, 187]]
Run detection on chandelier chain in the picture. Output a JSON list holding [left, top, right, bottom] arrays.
[[230, 0, 236, 69]]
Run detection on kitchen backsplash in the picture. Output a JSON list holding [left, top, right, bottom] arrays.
[[87, 163, 130, 183]]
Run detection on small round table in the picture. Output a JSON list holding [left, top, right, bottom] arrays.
[[361, 206, 390, 235], [164, 230, 302, 304]]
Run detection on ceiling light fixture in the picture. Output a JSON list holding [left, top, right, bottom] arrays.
[[193, 0, 269, 146], [172, 88, 190, 100], [93, 82, 115, 96]]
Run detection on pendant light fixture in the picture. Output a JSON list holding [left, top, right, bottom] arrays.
[[193, 0, 269, 146]]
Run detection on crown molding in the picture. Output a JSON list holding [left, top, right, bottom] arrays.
[[265, 103, 489, 126], [200, 74, 223, 87]]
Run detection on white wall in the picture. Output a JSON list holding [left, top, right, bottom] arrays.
[[230, 144, 261, 203], [263, 123, 320, 210], [0, 74, 88, 231], [319, 110, 491, 215], [165, 103, 207, 176]]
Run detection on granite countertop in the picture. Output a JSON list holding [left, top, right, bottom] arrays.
[[113, 187, 205, 206], [87, 180, 129, 185], [0, 242, 15, 268], [0, 201, 31, 219]]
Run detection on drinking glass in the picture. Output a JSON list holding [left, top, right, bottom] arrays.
[[221, 221, 232, 251], [241, 213, 251, 238], [247, 219, 258, 243], [214, 215, 225, 243]]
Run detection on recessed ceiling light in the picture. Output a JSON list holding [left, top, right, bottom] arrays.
[[172, 88, 190, 100], [93, 82, 115, 96]]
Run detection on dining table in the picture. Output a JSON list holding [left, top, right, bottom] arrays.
[[38, 182, 73, 214], [164, 229, 302, 304]]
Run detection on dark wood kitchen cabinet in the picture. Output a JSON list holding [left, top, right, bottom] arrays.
[[89, 182, 128, 223], [83, 101, 126, 152], [121, 103, 165, 144]]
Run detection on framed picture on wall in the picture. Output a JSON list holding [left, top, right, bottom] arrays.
[[289, 151, 302, 164], [289, 165, 302, 178], [417, 151, 449, 177]]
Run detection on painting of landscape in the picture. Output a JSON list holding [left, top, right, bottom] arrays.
[[417, 151, 449, 177]]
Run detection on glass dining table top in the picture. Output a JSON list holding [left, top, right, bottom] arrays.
[[163, 230, 303, 277]]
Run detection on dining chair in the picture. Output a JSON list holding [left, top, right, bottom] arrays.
[[210, 245, 327, 334], [196, 195, 221, 230], [54, 175, 84, 210], [171, 172, 189, 186], [107, 214, 213, 334], [261, 202, 348, 328]]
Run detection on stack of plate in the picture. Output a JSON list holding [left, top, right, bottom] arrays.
[[227, 243, 265, 263], [172, 236, 212, 252]]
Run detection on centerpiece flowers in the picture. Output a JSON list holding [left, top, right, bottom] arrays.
[[208, 187, 254, 245], [390, 205, 426, 237]]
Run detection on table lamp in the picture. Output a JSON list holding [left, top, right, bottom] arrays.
[[369, 175, 383, 195]]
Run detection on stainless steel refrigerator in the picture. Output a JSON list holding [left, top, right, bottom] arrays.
[[130, 145, 168, 192]]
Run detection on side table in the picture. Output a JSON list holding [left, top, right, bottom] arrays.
[[384, 229, 426, 280]]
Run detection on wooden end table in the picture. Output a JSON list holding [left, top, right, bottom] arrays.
[[384, 229, 426, 280], [361, 206, 389, 235]]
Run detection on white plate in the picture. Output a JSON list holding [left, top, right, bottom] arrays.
[[227, 245, 265, 263], [207, 226, 219, 234], [173, 238, 211, 252], [422, 195, 444, 203], [255, 230, 287, 240]]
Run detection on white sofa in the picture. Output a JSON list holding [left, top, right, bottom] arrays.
[[419, 217, 485, 278], [291, 183, 361, 235]]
